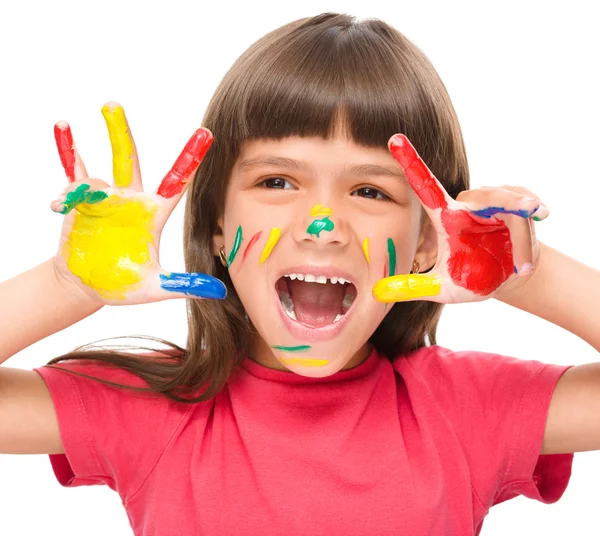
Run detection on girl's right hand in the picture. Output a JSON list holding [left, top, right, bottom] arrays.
[[51, 102, 226, 306]]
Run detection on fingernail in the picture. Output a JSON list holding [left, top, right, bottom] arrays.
[[519, 263, 533, 276], [532, 215, 542, 222]]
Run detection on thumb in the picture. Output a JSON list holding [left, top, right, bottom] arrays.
[[372, 273, 442, 303], [151, 269, 227, 301]]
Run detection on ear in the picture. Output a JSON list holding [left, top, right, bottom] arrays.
[[414, 211, 437, 272], [212, 216, 225, 256]]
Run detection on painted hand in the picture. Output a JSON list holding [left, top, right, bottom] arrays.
[[51, 102, 226, 305], [372, 134, 548, 304]]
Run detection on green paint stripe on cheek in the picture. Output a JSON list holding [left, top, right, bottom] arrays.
[[387, 238, 396, 277], [227, 225, 243, 266]]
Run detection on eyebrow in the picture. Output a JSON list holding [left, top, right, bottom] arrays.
[[238, 156, 406, 182]]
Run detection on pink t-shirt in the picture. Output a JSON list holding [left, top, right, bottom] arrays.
[[34, 345, 574, 535]]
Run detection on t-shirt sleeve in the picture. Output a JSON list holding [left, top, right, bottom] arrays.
[[410, 346, 574, 510], [33, 360, 192, 501]]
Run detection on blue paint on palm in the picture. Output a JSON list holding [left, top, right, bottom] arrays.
[[160, 272, 226, 299], [472, 206, 538, 219]]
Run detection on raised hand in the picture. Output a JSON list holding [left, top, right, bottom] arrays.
[[373, 134, 548, 304], [51, 102, 226, 306]]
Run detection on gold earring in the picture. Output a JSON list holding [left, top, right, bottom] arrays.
[[411, 260, 420, 274], [219, 246, 228, 268]]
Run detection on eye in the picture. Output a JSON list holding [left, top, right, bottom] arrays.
[[259, 177, 295, 190], [352, 187, 390, 201]]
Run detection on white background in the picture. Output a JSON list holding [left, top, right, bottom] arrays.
[[0, 0, 598, 534]]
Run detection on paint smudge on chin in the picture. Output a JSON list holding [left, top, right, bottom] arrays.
[[160, 272, 226, 299], [227, 225, 243, 266], [362, 238, 370, 264], [387, 238, 396, 277], [242, 231, 262, 262], [280, 357, 329, 367], [259, 227, 281, 264], [272, 345, 312, 352]]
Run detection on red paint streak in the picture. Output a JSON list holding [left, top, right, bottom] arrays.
[[157, 128, 213, 198], [54, 123, 76, 182], [388, 134, 447, 210], [388, 133, 514, 296], [242, 231, 262, 262], [383, 258, 388, 279]]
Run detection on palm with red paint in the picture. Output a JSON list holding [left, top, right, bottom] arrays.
[[374, 134, 548, 304]]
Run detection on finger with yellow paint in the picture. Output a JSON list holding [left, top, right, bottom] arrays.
[[101, 102, 143, 191], [372, 273, 442, 302]]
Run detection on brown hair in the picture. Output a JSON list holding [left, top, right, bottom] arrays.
[[46, 13, 469, 402]]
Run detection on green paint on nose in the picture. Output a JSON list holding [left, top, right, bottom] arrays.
[[306, 216, 334, 237], [58, 184, 108, 214]]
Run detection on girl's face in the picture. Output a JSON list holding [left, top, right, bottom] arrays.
[[216, 129, 435, 376]]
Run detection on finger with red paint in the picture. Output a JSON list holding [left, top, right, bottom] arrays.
[[53, 121, 88, 182], [155, 127, 213, 218]]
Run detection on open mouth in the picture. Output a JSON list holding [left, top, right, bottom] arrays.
[[275, 272, 358, 329]]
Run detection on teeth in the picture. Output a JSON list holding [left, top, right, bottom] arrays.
[[279, 291, 297, 320], [283, 273, 352, 285], [342, 293, 355, 309], [333, 313, 344, 323]]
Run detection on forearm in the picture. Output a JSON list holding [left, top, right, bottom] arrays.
[[0, 259, 103, 364], [498, 242, 600, 351]]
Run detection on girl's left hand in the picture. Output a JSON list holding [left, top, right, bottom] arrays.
[[372, 134, 549, 304]]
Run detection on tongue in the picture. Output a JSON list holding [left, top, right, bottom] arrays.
[[288, 280, 346, 327]]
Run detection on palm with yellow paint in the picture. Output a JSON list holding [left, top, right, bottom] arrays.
[[51, 102, 226, 306]]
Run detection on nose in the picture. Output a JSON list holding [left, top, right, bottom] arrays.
[[291, 203, 351, 248]]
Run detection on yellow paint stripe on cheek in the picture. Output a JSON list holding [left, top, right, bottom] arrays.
[[310, 204, 332, 217], [259, 227, 281, 264], [362, 237, 370, 263], [63, 196, 158, 299], [101, 104, 135, 188], [280, 357, 329, 367]]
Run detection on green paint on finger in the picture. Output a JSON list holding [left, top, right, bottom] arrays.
[[307, 216, 334, 237], [387, 238, 396, 277], [227, 225, 243, 266], [271, 345, 312, 352], [57, 184, 108, 214]]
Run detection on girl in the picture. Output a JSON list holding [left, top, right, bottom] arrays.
[[1, 11, 599, 536]]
